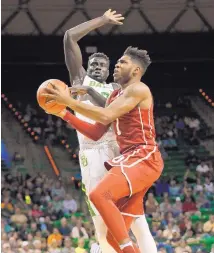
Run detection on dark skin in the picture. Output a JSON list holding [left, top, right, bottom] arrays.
[[64, 9, 124, 107], [69, 56, 110, 107]]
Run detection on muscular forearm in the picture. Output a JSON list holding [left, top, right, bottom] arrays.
[[88, 87, 107, 107], [66, 16, 107, 42], [63, 111, 109, 141]]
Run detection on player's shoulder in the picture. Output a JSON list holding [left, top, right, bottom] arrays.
[[126, 82, 150, 97]]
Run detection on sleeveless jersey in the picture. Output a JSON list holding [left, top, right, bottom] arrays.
[[75, 75, 116, 148], [108, 89, 157, 153]]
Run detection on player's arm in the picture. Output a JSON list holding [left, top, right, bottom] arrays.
[[87, 87, 107, 107], [57, 110, 110, 141], [43, 83, 150, 125], [70, 83, 120, 107], [64, 10, 124, 84], [64, 20, 100, 84], [64, 17, 106, 83], [70, 86, 107, 107], [88, 82, 121, 107], [69, 84, 150, 124]]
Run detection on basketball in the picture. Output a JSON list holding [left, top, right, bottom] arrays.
[[37, 79, 67, 114]]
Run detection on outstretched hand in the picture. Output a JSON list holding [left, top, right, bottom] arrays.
[[103, 9, 124, 25]]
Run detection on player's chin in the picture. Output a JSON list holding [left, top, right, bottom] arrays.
[[113, 75, 119, 82], [113, 71, 120, 79], [92, 74, 103, 82]]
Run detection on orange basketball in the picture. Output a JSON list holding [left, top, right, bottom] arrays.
[[37, 79, 67, 114]]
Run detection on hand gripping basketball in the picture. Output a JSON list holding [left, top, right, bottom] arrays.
[[37, 79, 69, 115]]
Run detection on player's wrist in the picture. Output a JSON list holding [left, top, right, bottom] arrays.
[[86, 86, 93, 94], [100, 15, 109, 25], [67, 98, 78, 111], [58, 109, 67, 119]]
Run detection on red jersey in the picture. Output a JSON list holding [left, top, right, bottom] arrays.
[[109, 89, 157, 153]]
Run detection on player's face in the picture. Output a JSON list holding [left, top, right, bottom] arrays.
[[113, 55, 137, 85], [87, 57, 109, 83]]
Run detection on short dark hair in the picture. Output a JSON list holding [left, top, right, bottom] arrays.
[[88, 52, 110, 66], [124, 46, 151, 71]]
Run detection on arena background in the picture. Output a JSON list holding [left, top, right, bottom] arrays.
[[1, 0, 214, 252]]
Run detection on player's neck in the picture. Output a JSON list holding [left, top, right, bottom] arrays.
[[121, 77, 140, 90]]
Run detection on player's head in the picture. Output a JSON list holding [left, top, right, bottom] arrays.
[[113, 46, 151, 85], [87, 53, 110, 82]]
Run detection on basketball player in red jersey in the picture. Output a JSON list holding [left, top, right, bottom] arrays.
[[42, 46, 164, 253]]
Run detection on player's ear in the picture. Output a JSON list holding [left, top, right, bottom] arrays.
[[133, 66, 140, 76]]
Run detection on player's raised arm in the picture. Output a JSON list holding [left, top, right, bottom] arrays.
[[63, 31, 85, 84], [64, 9, 124, 84]]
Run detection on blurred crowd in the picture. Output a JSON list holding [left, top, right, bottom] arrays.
[[151, 99, 214, 252], [18, 103, 70, 146], [7, 99, 79, 160], [156, 114, 202, 153], [2, 158, 214, 253], [1, 172, 100, 253], [146, 173, 214, 253]]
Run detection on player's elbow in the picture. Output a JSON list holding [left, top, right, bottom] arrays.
[[100, 112, 113, 125], [90, 135, 101, 142], [100, 118, 110, 125], [64, 30, 77, 42], [90, 123, 109, 141]]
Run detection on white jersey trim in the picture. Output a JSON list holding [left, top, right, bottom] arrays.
[[148, 107, 152, 139], [148, 107, 156, 145], [138, 106, 147, 146], [109, 146, 156, 168], [121, 212, 143, 217], [120, 162, 133, 197]]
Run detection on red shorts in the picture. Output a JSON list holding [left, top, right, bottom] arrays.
[[105, 145, 163, 216]]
